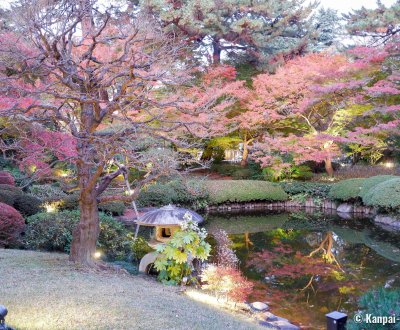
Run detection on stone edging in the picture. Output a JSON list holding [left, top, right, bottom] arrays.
[[206, 199, 400, 230]]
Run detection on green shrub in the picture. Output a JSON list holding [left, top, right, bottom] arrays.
[[137, 182, 177, 207], [98, 201, 126, 216], [328, 178, 365, 202], [362, 178, 400, 211], [24, 210, 79, 252], [28, 184, 68, 202], [359, 175, 398, 199], [231, 168, 252, 180], [347, 288, 400, 330], [25, 210, 134, 260], [205, 180, 288, 205], [210, 163, 241, 176], [263, 164, 313, 182], [14, 194, 42, 216], [59, 192, 80, 210], [137, 179, 208, 209], [131, 236, 153, 261], [280, 182, 332, 198], [0, 184, 42, 216], [97, 215, 133, 260]]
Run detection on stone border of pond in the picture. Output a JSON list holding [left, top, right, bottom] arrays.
[[206, 199, 400, 231]]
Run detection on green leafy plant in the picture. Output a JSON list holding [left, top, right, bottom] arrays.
[[131, 236, 154, 261], [154, 215, 211, 285]]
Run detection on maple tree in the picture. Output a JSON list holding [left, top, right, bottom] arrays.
[[0, 0, 240, 266], [250, 42, 400, 176]]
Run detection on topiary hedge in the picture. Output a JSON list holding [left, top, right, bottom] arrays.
[[24, 210, 134, 260], [205, 180, 288, 205], [362, 178, 400, 212], [0, 202, 25, 247], [280, 182, 332, 199], [328, 178, 365, 202], [98, 201, 126, 216], [358, 175, 398, 199]]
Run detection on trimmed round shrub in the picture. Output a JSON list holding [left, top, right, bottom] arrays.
[[205, 180, 288, 205], [0, 202, 25, 247], [14, 194, 43, 216], [0, 184, 42, 216], [98, 201, 126, 216], [328, 178, 365, 202], [25, 210, 134, 260], [137, 179, 208, 209], [280, 182, 332, 198], [359, 175, 398, 199], [137, 182, 175, 206], [362, 178, 400, 211], [0, 171, 15, 186]]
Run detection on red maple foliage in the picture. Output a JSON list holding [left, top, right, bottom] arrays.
[[0, 202, 25, 247]]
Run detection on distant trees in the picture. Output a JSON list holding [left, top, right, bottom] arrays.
[[344, 1, 400, 43], [142, 0, 317, 67], [250, 42, 400, 176]]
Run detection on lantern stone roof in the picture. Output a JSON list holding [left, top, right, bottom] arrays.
[[134, 204, 204, 226]]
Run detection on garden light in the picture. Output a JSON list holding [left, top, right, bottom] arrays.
[[44, 203, 57, 213], [94, 251, 102, 259], [384, 162, 395, 168]]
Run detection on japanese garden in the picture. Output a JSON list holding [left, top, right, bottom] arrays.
[[0, 0, 400, 329]]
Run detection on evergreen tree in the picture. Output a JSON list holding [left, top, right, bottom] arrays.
[[141, 0, 317, 67], [344, 0, 400, 43]]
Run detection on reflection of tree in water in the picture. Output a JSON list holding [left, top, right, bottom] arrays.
[[308, 231, 343, 270]]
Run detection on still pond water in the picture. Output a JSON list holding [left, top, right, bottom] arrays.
[[204, 211, 400, 329]]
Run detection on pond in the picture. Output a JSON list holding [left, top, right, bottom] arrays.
[[205, 211, 400, 329]]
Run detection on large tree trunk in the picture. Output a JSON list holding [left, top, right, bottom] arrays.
[[69, 100, 100, 266], [69, 156, 100, 266], [325, 157, 334, 177]]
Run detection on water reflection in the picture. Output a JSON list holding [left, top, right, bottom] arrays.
[[205, 211, 400, 329]]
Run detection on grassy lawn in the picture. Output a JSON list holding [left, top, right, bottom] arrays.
[[0, 249, 262, 330]]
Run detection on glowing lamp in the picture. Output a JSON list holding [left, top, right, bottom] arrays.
[[94, 251, 102, 259], [384, 162, 395, 168]]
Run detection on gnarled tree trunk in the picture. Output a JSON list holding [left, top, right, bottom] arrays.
[[69, 143, 100, 265]]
